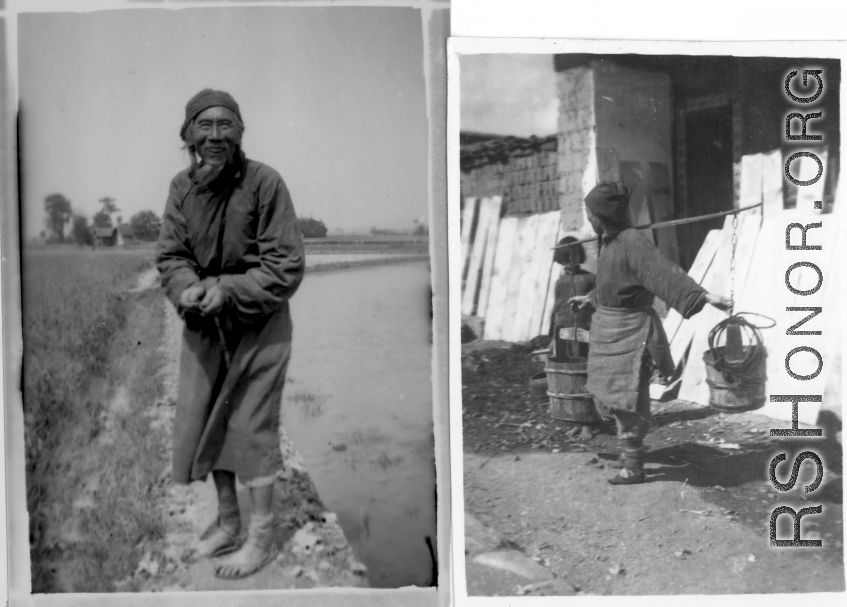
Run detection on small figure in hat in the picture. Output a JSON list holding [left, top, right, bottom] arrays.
[[549, 236, 598, 442], [550, 235, 594, 361]]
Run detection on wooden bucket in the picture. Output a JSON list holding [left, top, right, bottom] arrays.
[[548, 392, 600, 423], [703, 346, 767, 412], [545, 358, 588, 394], [545, 358, 600, 422], [529, 372, 549, 401]]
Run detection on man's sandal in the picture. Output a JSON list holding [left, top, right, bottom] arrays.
[[213, 515, 277, 580], [197, 515, 242, 559], [213, 544, 278, 580]]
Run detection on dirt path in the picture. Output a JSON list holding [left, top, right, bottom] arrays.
[[462, 338, 844, 596], [465, 449, 843, 596], [124, 269, 367, 592]]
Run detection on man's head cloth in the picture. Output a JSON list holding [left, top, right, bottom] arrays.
[[180, 89, 243, 141], [584, 181, 631, 225]]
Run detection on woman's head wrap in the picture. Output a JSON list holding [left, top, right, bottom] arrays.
[[553, 234, 586, 266], [180, 89, 243, 141], [584, 181, 631, 225]]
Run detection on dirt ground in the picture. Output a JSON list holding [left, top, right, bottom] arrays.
[[462, 337, 845, 596]]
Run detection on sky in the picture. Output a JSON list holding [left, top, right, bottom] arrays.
[[18, 6, 428, 238], [460, 53, 558, 137]]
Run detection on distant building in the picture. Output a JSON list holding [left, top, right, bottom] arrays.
[[93, 227, 118, 247], [93, 224, 138, 248], [460, 133, 559, 216], [461, 54, 841, 270], [117, 224, 137, 246]]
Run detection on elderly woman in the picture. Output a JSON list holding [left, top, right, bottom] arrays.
[[157, 89, 305, 577], [569, 182, 731, 485]]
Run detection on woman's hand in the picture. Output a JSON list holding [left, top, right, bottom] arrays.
[[568, 295, 590, 311], [180, 284, 206, 310], [199, 284, 225, 316], [706, 292, 733, 311]]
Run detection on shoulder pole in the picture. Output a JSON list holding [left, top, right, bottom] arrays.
[[551, 202, 763, 250]]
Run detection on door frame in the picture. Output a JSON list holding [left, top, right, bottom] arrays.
[[674, 93, 742, 216]]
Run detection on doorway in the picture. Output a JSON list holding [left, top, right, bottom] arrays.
[[677, 104, 734, 269]]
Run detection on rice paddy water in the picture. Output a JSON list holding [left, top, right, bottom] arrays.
[[283, 261, 435, 588]]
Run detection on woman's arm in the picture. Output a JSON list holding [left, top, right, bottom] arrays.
[[625, 230, 729, 318]]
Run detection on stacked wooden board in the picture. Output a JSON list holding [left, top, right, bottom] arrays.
[[461, 197, 503, 315], [461, 151, 843, 423], [659, 150, 843, 424], [459, 196, 563, 343]]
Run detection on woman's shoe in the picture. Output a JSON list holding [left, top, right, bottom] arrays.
[[608, 470, 646, 485]]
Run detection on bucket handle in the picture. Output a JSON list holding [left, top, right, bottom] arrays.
[[732, 311, 776, 330]]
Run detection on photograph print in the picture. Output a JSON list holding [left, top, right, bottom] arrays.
[[7, 2, 441, 598], [454, 39, 844, 597]]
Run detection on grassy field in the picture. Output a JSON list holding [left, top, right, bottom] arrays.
[[22, 246, 168, 592]]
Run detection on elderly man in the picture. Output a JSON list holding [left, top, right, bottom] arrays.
[[157, 89, 305, 578], [570, 182, 731, 485]]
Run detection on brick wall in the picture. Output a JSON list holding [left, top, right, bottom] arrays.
[[502, 151, 559, 214], [556, 66, 596, 232], [460, 137, 559, 215]]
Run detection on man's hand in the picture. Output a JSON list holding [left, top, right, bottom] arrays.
[[180, 284, 206, 310], [568, 294, 590, 311], [199, 284, 225, 316], [706, 292, 733, 311]]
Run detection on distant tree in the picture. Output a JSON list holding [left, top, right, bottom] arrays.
[[93, 196, 120, 230], [413, 217, 428, 236], [44, 193, 72, 242], [129, 210, 162, 241], [99, 196, 119, 215], [92, 210, 113, 228], [71, 214, 93, 247], [91, 211, 114, 228], [298, 217, 328, 238]]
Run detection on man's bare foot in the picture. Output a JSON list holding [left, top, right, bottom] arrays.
[[214, 513, 276, 580], [577, 425, 595, 442]]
